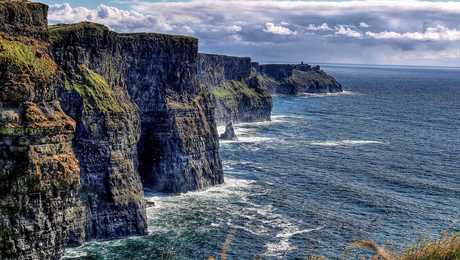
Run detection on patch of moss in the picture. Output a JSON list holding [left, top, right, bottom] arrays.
[[0, 36, 56, 79], [65, 66, 126, 113]]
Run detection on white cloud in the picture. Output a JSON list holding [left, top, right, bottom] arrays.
[[48, 3, 174, 32], [366, 25, 460, 41], [307, 23, 332, 31], [225, 25, 242, 33], [359, 22, 371, 28], [263, 22, 297, 36], [335, 25, 362, 38]]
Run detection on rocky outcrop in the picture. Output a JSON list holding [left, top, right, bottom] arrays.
[[257, 64, 343, 95], [0, 2, 82, 259], [49, 23, 147, 243], [220, 122, 237, 140], [198, 54, 272, 125]]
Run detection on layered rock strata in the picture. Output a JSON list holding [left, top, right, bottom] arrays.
[[257, 64, 343, 94], [0, 2, 82, 259], [50, 23, 223, 195], [118, 33, 223, 193], [49, 23, 147, 243], [198, 54, 272, 125]]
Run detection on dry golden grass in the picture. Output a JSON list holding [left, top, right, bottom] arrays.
[[352, 233, 460, 260]]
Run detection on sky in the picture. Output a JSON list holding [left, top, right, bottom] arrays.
[[42, 0, 460, 66]]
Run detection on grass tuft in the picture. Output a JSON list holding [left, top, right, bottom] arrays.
[[353, 233, 460, 260]]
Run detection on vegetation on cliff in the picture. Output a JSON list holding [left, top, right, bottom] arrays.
[[212, 80, 270, 105], [0, 35, 56, 79], [64, 65, 127, 113]]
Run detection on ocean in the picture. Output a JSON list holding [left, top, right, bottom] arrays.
[[63, 64, 460, 259]]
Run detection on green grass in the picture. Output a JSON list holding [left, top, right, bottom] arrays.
[[212, 80, 259, 100], [0, 36, 56, 79], [64, 66, 126, 113]]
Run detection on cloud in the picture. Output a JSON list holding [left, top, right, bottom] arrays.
[[366, 25, 460, 41], [48, 3, 174, 32], [306, 23, 332, 31], [263, 22, 297, 36], [359, 22, 371, 28], [47, 1, 460, 66], [335, 25, 362, 38]]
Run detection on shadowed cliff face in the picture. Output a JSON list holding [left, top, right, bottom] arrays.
[[49, 23, 147, 243], [0, 2, 82, 259], [198, 54, 272, 125], [258, 64, 343, 95], [118, 34, 223, 193]]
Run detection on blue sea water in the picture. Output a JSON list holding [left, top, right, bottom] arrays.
[[64, 65, 460, 259]]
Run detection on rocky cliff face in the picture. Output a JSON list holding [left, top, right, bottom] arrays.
[[50, 23, 223, 195], [49, 23, 147, 243], [198, 54, 272, 125], [0, 2, 82, 259], [257, 64, 343, 95], [118, 34, 223, 193]]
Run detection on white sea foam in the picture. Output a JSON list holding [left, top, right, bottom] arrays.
[[309, 140, 384, 146], [300, 90, 358, 97], [217, 125, 226, 135], [144, 177, 257, 233], [220, 136, 273, 144]]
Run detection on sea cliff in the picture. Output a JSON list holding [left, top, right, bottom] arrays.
[[198, 54, 272, 125], [0, 3, 223, 259], [0, 2, 82, 259]]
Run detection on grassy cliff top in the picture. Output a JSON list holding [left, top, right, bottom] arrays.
[[119, 32, 197, 44], [49, 22, 110, 33], [49, 22, 110, 43]]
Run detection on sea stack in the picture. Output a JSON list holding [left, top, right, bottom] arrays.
[[220, 122, 238, 140]]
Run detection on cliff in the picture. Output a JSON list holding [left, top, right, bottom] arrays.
[[117, 33, 223, 193], [50, 23, 223, 194], [0, 2, 82, 259], [198, 54, 272, 125], [257, 64, 343, 95], [49, 23, 147, 243], [1, 3, 225, 258]]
